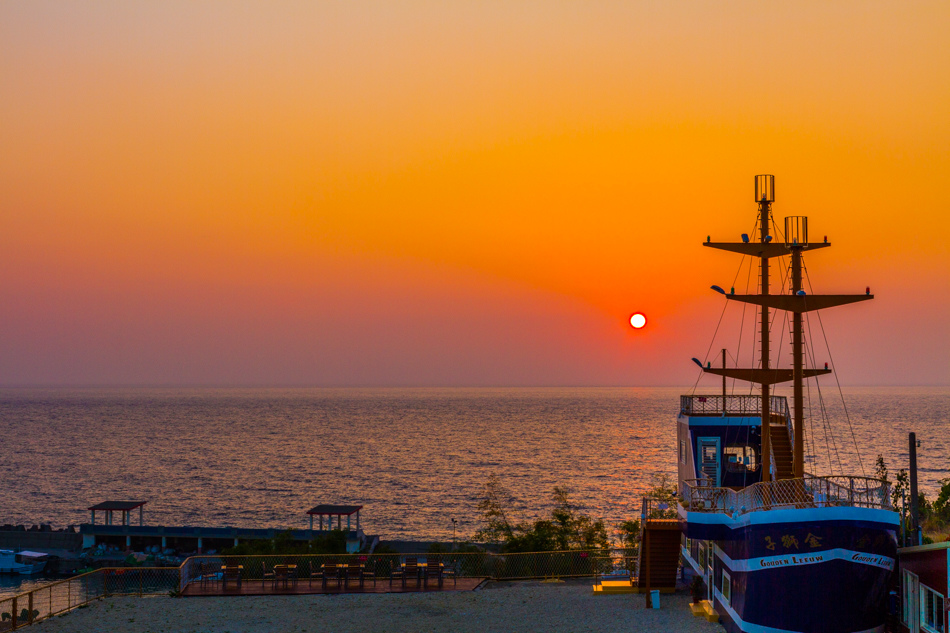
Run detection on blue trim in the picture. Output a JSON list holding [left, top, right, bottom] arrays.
[[679, 504, 899, 528], [685, 416, 762, 426]]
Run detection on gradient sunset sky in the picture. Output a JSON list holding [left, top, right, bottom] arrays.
[[2, 1, 947, 386]]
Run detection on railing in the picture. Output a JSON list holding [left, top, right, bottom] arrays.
[[680, 473, 892, 516], [2, 548, 648, 629], [634, 495, 679, 578], [0, 567, 178, 631], [181, 550, 635, 587], [680, 395, 790, 417]]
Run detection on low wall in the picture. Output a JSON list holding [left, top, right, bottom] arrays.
[[0, 530, 82, 551]]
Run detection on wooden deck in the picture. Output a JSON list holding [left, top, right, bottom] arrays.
[[182, 577, 487, 596]]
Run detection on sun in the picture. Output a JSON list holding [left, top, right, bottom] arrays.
[[629, 313, 647, 329]]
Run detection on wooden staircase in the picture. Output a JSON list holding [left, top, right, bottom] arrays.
[[635, 518, 681, 594], [770, 420, 794, 480]]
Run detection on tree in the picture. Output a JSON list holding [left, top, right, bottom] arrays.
[[933, 478, 950, 524], [473, 476, 610, 553], [473, 474, 519, 545]]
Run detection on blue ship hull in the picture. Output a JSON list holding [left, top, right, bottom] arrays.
[[681, 505, 899, 633]]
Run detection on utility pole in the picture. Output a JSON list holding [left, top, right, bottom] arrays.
[[909, 433, 920, 545]]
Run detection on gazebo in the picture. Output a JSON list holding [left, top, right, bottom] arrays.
[[307, 505, 362, 532], [88, 501, 147, 526]]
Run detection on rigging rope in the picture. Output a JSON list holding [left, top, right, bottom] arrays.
[[803, 264, 867, 477], [804, 311, 845, 474]]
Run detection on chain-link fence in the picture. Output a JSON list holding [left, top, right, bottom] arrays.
[[0, 567, 179, 631], [2, 548, 645, 629], [181, 549, 639, 590]]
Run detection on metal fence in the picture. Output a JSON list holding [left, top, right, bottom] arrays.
[[681, 473, 892, 515], [181, 549, 640, 589], [0, 567, 179, 631], [680, 394, 789, 417], [2, 548, 646, 630]]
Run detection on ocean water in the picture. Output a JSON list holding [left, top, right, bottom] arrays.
[[1, 387, 947, 544]]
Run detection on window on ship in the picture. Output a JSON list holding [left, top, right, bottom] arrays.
[[921, 584, 944, 633], [724, 445, 758, 473]]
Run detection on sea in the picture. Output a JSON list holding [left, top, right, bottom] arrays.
[[2, 386, 947, 543], [0, 386, 948, 597]]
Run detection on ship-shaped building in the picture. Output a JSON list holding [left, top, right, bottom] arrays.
[[677, 175, 899, 633]]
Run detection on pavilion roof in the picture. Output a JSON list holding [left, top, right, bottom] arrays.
[[88, 501, 147, 512], [306, 505, 362, 516]]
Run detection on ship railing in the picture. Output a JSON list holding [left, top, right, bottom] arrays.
[[680, 395, 790, 418], [681, 474, 892, 515]]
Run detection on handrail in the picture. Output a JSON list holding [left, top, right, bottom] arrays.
[[0, 566, 179, 630], [680, 473, 892, 515], [681, 394, 790, 418]]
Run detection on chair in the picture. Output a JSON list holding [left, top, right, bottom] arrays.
[[401, 557, 420, 589], [441, 560, 457, 587], [199, 562, 217, 587], [343, 561, 364, 590], [308, 561, 323, 587], [262, 562, 276, 588], [360, 560, 376, 588], [222, 565, 242, 590], [274, 564, 290, 589], [390, 557, 419, 588], [322, 561, 342, 590], [424, 559, 444, 589]]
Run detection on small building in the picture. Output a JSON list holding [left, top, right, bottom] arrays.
[[80, 500, 368, 554], [898, 541, 949, 633], [89, 500, 147, 527], [307, 505, 364, 553]]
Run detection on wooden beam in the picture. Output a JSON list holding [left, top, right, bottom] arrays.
[[725, 294, 872, 313], [703, 242, 830, 259], [702, 367, 831, 386]]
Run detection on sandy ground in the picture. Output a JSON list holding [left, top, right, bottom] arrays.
[[34, 580, 726, 633]]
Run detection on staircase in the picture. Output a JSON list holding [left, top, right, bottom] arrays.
[[770, 420, 794, 480], [634, 518, 681, 593], [592, 498, 682, 596]]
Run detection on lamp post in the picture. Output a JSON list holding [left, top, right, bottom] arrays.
[[451, 518, 457, 550]]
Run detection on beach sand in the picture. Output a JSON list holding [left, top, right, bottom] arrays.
[[36, 581, 725, 633]]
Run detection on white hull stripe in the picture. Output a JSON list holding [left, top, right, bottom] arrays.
[[713, 586, 885, 633], [715, 543, 895, 572]]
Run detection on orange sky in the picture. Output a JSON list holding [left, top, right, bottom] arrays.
[[1, 1, 948, 386]]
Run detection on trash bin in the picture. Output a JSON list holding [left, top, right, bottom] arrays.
[[650, 590, 660, 609]]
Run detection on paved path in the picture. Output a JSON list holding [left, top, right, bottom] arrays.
[[38, 580, 726, 633]]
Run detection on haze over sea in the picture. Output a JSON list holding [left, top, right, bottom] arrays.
[[2, 387, 947, 541]]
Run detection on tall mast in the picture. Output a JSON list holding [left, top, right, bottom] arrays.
[[757, 175, 773, 481], [788, 217, 806, 478], [700, 175, 872, 483]]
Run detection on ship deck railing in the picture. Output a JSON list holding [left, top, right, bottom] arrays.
[[680, 473, 892, 515], [680, 395, 790, 418]]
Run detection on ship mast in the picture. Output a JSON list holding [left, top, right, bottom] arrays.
[[788, 216, 806, 477], [700, 175, 873, 481], [756, 176, 773, 481]]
